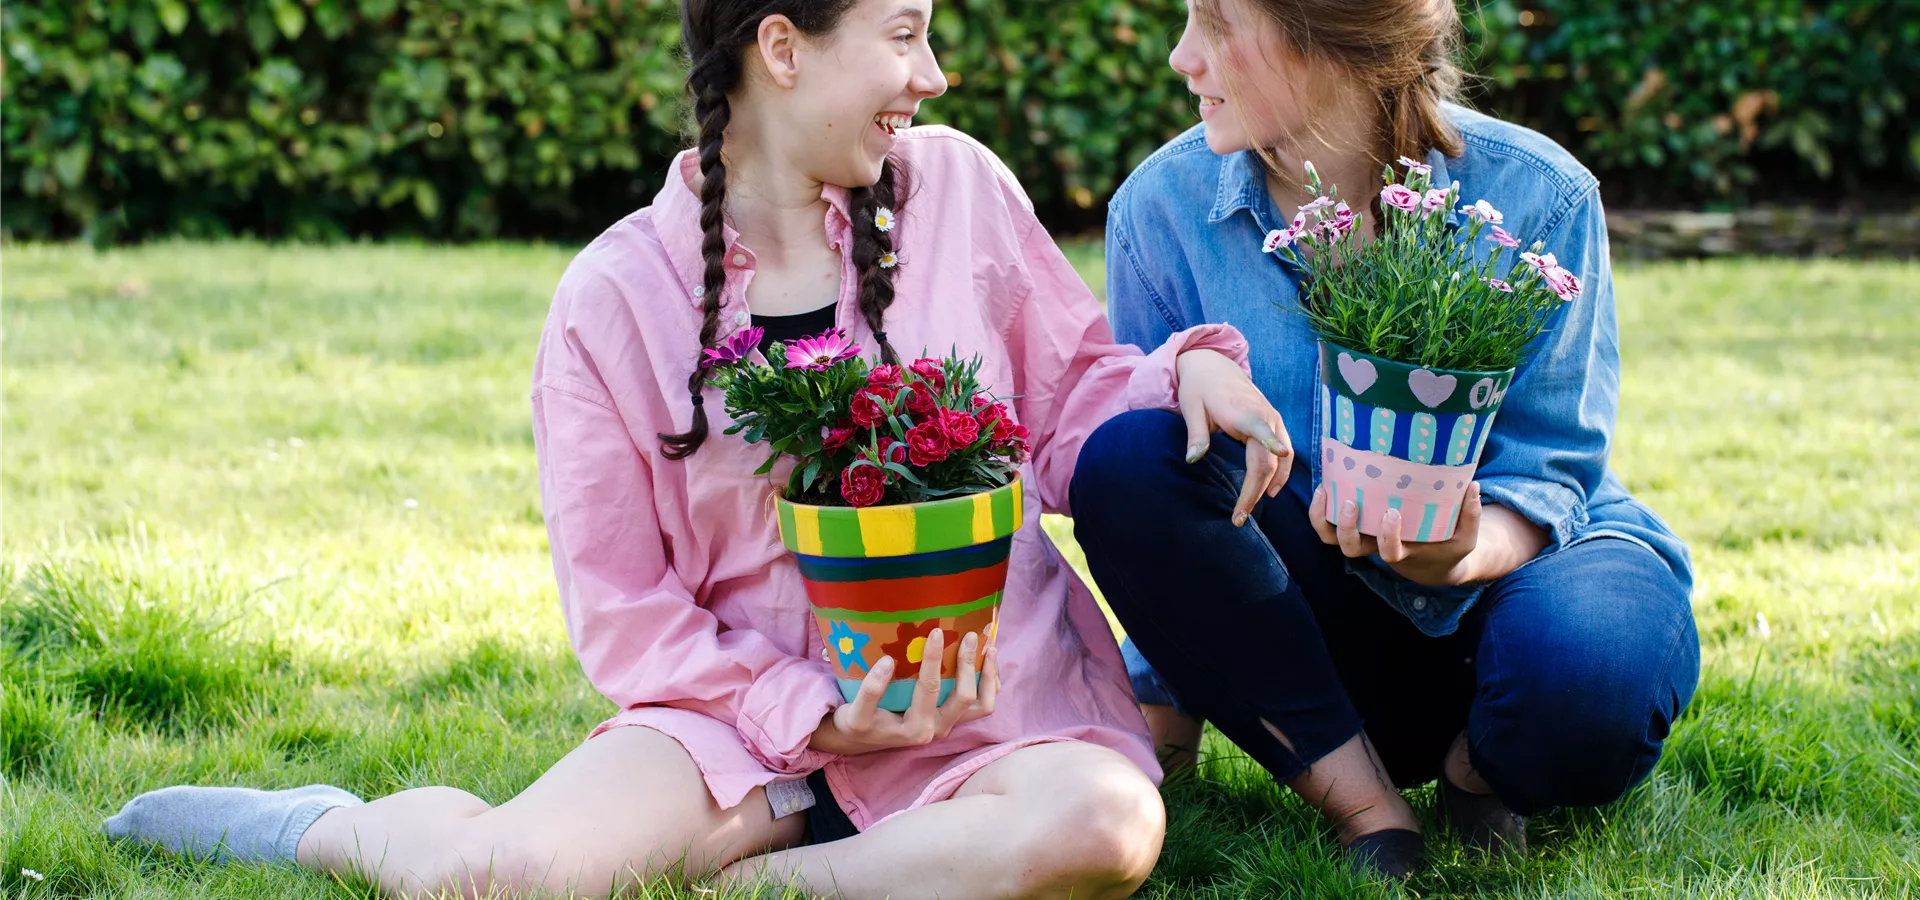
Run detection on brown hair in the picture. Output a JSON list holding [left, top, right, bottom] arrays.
[[659, 0, 905, 461], [1195, 0, 1465, 175]]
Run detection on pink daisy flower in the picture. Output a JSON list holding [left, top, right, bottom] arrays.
[[702, 326, 762, 368], [784, 328, 860, 370]]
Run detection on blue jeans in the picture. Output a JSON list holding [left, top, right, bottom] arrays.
[[1069, 410, 1700, 816]]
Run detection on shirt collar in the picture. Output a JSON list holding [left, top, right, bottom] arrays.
[[655, 149, 857, 310], [1208, 149, 1267, 227], [1208, 146, 1466, 231]]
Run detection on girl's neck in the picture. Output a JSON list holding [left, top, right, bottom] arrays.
[[687, 121, 835, 267], [1264, 143, 1377, 218]]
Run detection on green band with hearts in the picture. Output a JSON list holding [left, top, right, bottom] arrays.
[[1319, 342, 1516, 415]]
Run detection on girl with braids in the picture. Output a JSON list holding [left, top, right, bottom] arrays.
[[1069, 0, 1699, 879], [103, 0, 1292, 896]]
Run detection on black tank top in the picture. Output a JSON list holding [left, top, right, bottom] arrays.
[[751, 303, 840, 358]]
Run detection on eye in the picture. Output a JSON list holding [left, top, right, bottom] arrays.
[[894, 29, 916, 45]]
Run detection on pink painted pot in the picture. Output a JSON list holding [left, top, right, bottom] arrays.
[[1317, 342, 1516, 541]]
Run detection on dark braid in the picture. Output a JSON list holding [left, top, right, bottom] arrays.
[[658, 46, 743, 460], [847, 161, 906, 366], [661, 0, 899, 458]]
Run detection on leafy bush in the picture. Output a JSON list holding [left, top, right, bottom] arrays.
[[1464, 0, 1920, 206], [4, 0, 1915, 242]]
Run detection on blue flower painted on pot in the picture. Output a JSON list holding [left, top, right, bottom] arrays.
[[827, 620, 870, 673]]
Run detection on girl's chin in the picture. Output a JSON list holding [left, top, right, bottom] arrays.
[[1204, 128, 1251, 156]]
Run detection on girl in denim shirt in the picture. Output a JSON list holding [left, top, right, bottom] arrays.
[[1070, 0, 1701, 878]]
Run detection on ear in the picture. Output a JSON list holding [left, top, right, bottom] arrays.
[[755, 14, 802, 89]]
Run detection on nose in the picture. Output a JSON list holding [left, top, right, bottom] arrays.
[[1168, 7, 1205, 81], [911, 40, 949, 99]]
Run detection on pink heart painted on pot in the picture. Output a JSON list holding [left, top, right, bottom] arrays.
[[1408, 369, 1458, 407], [1337, 352, 1378, 395]]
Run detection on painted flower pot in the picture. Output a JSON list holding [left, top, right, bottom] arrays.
[[775, 476, 1023, 712], [1318, 342, 1515, 541]]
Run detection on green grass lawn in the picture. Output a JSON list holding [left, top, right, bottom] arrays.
[[3, 242, 1918, 899]]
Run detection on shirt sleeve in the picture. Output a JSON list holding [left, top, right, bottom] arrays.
[[1000, 205, 1250, 518], [1472, 185, 1620, 551], [532, 278, 841, 777]]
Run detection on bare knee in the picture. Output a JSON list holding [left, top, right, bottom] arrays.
[[1013, 770, 1166, 899]]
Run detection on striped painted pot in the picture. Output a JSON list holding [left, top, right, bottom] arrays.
[[1318, 341, 1515, 541], [775, 475, 1024, 712]]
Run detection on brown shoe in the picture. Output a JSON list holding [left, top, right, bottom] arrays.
[[1438, 776, 1527, 858]]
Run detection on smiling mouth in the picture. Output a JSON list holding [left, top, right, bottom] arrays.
[[873, 112, 912, 137]]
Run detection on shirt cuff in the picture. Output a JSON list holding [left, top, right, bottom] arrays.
[[736, 660, 845, 775], [1122, 323, 1252, 413], [1476, 474, 1588, 553]]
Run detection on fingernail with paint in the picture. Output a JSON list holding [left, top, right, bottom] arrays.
[[1186, 445, 1205, 463]]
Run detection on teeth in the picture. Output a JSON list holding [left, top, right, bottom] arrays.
[[873, 113, 911, 134]]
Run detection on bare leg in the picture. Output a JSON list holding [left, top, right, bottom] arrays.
[[1274, 725, 1418, 845], [295, 726, 805, 899], [1140, 703, 1204, 774], [718, 742, 1164, 900], [1442, 729, 1494, 794]]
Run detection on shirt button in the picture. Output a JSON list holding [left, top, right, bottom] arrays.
[[1412, 597, 1428, 611], [692, 285, 705, 298], [731, 253, 748, 267], [734, 311, 750, 325]]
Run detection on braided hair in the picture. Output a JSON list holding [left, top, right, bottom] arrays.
[[660, 0, 906, 460]]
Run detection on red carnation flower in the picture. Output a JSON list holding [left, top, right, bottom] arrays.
[[868, 364, 903, 388], [885, 441, 909, 467], [823, 422, 856, 452], [974, 400, 1008, 427], [839, 462, 887, 507], [850, 387, 893, 429], [994, 422, 1032, 463], [903, 382, 938, 416], [909, 358, 946, 390], [938, 406, 981, 448], [906, 420, 951, 466]]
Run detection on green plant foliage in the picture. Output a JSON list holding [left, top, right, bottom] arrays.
[[1462, 0, 1920, 206], [4, 0, 1915, 242]]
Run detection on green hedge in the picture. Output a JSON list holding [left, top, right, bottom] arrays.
[[5, 0, 1916, 242]]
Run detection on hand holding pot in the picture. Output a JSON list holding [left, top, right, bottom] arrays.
[[810, 629, 999, 755], [1311, 480, 1482, 587]]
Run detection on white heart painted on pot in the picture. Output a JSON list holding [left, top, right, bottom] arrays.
[[1408, 369, 1458, 407], [1337, 353, 1378, 395]]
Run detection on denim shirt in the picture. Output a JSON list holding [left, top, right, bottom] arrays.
[[1104, 103, 1693, 637]]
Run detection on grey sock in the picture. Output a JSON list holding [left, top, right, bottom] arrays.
[[103, 784, 363, 864]]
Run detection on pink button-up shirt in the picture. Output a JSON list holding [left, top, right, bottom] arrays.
[[531, 126, 1248, 830]]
